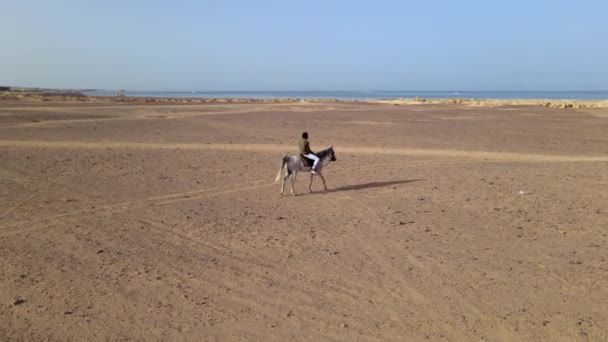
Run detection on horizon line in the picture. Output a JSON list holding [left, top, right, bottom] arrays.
[[5, 86, 608, 93], [82, 89, 608, 93]]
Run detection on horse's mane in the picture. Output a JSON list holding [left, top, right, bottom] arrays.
[[316, 146, 333, 159]]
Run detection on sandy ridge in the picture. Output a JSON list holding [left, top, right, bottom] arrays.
[[2, 90, 608, 109], [369, 98, 608, 109], [1, 139, 607, 162]]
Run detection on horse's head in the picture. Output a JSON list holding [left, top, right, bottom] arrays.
[[329, 146, 337, 161]]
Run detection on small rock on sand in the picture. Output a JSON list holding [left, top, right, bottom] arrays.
[[13, 298, 26, 306]]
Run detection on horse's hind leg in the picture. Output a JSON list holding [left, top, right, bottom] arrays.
[[308, 174, 314, 193], [280, 170, 291, 196], [280, 177, 285, 196], [291, 171, 298, 196]]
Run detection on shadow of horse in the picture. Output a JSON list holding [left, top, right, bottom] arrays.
[[327, 179, 424, 193]]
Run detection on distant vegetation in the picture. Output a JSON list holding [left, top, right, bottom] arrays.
[[0, 86, 86, 100]]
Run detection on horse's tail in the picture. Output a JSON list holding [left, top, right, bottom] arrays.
[[274, 155, 288, 183]]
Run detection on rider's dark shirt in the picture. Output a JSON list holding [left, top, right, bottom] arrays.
[[299, 138, 313, 155]]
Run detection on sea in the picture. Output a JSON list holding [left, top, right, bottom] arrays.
[[81, 90, 608, 100]]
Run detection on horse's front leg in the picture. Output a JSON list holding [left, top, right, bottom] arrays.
[[318, 172, 328, 192], [291, 171, 298, 196], [308, 173, 314, 193]]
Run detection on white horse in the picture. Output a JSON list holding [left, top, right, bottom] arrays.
[[274, 146, 337, 196]]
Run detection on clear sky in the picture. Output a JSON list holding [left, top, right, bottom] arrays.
[[2, 0, 607, 91]]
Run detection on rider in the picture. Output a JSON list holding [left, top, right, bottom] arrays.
[[299, 132, 320, 174]]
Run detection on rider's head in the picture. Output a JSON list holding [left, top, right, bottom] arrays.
[[302, 132, 308, 139]]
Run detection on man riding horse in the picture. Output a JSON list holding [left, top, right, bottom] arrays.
[[299, 132, 320, 174], [275, 133, 336, 196]]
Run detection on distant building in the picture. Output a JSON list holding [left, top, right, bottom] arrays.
[[0, 86, 10, 91]]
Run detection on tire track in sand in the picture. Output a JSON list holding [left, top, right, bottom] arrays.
[[0, 157, 496, 237], [0, 156, 505, 337], [128, 216, 400, 336], [324, 184, 510, 338], [0, 157, 445, 235], [0, 179, 275, 237], [0, 171, 67, 221], [331, 170, 523, 336]]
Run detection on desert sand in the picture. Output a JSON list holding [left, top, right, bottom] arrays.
[[1, 99, 607, 340]]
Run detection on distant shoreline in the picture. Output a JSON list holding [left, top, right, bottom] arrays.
[[81, 90, 608, 101], [1, 89, 608, 108]]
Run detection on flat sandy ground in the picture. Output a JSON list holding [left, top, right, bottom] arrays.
[[1, 101, 607, 341]]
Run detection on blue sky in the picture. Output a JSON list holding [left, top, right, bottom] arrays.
[[2, 0, 607, 91]]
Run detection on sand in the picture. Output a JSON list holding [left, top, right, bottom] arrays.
[[1, 99, 607, 340]]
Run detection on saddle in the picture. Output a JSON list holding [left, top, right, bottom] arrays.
[[300, 154, 316, 167]]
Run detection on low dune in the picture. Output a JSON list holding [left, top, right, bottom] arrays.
[[1, 90, 607, 108], [370, 97, 608, 109]]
